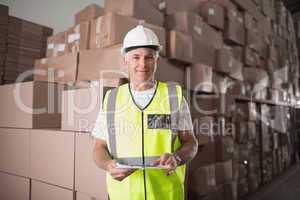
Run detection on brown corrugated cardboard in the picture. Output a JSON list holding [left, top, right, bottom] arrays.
[[245, 28, 261, 53], [89, 16, 103, 50], [190, 165, 216, 196], [30, 129, 75, 189], [192, 38, 216, 66], [229, 59, 243, 81], [235, 102, 257, 121], [99, 12, 166, 55], [167, 30, 192, 63], [215, 47, 233, 74], [0, 128, 30, 177], [46, 31, 67, 57], [198, 1, 225, 30], [0, 172, 30, 200], [243, 67, 268, 84], [165, 12, 202, 35], [31, 180, 74, 200], [215, 160, 233, 185], [189, 142, 216, 170], [188, 63, 213, 93], [214, 136, 234, 162], [66, 21, 90, 53], [0, 81, 62, 128], [34, 52, 78, 83], [105, 0, 164, 26], [244, 48, 259, 67], [190, 93, 226, 116], [150, 0, 197, 14], [75, 133, 108, 199], [61, 83, 112, 132], [75, 4, 104, 25], [155, 58, 185, 86], [224, 16, 245, 46], [77, 45, 128, 81]]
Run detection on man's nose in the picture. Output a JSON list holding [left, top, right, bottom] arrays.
[[138, 58, 146, 67]]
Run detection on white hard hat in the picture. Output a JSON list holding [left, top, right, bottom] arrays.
[[121, 25, 161, 54]]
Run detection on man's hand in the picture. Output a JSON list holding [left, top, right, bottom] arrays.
[[106, 160, 135, 181], [152, 153, 178, 176]]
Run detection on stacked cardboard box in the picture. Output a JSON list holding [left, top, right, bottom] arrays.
[[3, 16, 52, 84], [1, 1, 299, 200], [0, 4, 8, 84]]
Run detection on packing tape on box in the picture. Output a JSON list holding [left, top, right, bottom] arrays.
[[68, 33, 80, 43], [208, 8, 215, 16], [193, 26, 202, 36], [159, 1, 166, 10], [47, 43, 54, 49], [57, 44, 66, 52]]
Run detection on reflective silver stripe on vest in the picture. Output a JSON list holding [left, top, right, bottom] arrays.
[[117, 156, 161, 166], [107, 88, 118, 158], [167, 82, 180, 151]]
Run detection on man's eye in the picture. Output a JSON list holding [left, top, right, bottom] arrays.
[[133, 57, 139, 60]]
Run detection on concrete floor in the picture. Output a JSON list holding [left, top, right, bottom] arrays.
[[247, 164, 300, 200]]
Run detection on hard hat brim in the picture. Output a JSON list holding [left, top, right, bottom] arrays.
[[122, 45, 161, 54]]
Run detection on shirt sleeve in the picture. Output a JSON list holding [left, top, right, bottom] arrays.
[[177, 96, 194, 133], [91, 107, 108, 141]]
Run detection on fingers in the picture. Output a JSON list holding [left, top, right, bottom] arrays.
[[107, 160, 135, 181]]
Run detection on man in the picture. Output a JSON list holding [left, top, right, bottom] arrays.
[[92, 25, 198, 200]]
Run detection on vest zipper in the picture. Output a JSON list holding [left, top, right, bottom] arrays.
[[141, 111, 147, 200]]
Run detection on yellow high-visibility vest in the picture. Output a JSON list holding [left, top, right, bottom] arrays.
[[103, 81, 186, 200]]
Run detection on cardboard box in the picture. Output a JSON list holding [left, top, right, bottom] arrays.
[[105, 0, 164, 26], [224, 16, 245, 46], [192, 38, 215, 66], [66, 21, 90, 53], [165, 12, 202, 35], [99, 12, 166, 55], [229, 59, 243, 81], [61, 82, 113, 132], [30, 129, 75, 189], [75, 4, 104, 25], [215, 160, 233, 185], [46, 31, 67, 57], [89, 16, 103, 50], [34, 52, 78, 83], [188, 63, 213, 93], [148, 0, 198, 14], [242, 67, 268, 84], [77, 45, 128, 81], [198, 1, 225, 30], [31, 180, 74, 200], [0, 173, 30, 200], [75, 133, 108, 199], [189, 142, 216, 170], [245, 28, 260, 53], [244, 48, 259, 67], [215, 47, 233, 74], [235, 102, 257, 121], [190, 165, 216, 196], [0, 81, 62, 128], [214, 136, 234, 162], [0, 128, 30, 177], [167, 30, 192, 63], [190, 93, 226, 116], [155, 58, 185, 86]]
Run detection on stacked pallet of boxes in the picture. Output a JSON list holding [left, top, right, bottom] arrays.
[[4, 15, 52, 84], [0, 5, 8, 84], [0, 1, 299, 200]]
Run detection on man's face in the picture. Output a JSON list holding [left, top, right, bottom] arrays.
[[124, 47, 159, 86]]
